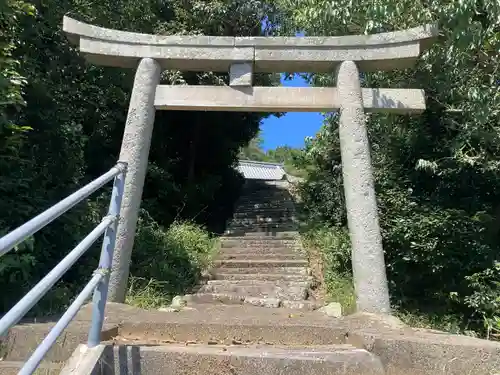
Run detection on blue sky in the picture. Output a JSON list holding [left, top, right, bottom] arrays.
[[257, 24, 324, 151], [260, 74, 324, 151]]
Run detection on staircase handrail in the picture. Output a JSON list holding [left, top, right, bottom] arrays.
[[0, 161, 127, 375]]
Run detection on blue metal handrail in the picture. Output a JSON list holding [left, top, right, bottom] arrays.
[[0, 161, 128, 375]]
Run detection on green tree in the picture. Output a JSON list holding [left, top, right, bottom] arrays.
[[239, 133, 269, 161], [0, 0, 282, 313], [279, 0, 500, 333]]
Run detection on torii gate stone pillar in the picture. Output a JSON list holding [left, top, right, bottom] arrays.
[[109, 58, 161, 302], [336, 60, 389, 312], [63, 16, 437, 312]]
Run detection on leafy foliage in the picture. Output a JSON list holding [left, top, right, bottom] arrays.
[[130, 214, 217, 302], [301, 225, 355, 313], [278, 0, 500, 334], [0, 0, 279, 314]]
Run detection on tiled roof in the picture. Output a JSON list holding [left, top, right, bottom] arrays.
[[237, 160, 286, 180]]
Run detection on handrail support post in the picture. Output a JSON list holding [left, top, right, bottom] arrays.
[[88, 162, 127, 347]]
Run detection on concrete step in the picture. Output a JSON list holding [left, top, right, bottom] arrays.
[[20, 303, 493, 375], [233, 212, 297, 220], [206, 279, 311, 288], [225, 232, 298, 239], [232, 216, 297, 223], [221, 237, 298, 244], [240, 189, 290, 198], [220, 238, 299, 247], [236, 200, 295, 206], [198, 284, 308, 300], [218, 253, 305, 260], [243, 182, 288, 188], [237, 200, 294, 207], [113, 344, 384, 375], [281, 300, 322, 310], [214, 259, 309, 268], [229, 222, 297, 228], [234, 206, 295, 213], [236, 205, 295, 212], [237, 194, 292, 201], [214, 267, 310, 276], [229, 218, 297, 226], [240, 189, 292, 199], [184, 293, 319, 310], [231, 214, 296, 220], [101, 303, 349, 345], [224, 231, 298, 239], [226, 225, 298, 232], [185, 293, 247, 305], [220, 244, 303, 254], [219, 249, 303, 256], [238, 191, 292, 197], [0, 361, 63, 375], [4, 305, 345, 368], [237, 201, 293, 207], [213, 273, 313, 282], [225, 230, 298, 238], [0, 321, 118, 363]]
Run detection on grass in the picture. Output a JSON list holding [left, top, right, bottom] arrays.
[[395, 310, 465, 334], [300, 224, 476, 330], [125, 219, 219, 310], [323, 274, 356, 314], [125, 277, 170, 309], [300, 224, 357, 314]]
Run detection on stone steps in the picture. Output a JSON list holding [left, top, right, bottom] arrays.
[[233, 213, 297, 221], [192, 181, 316, 311], [218, 253, 305, 260], [234, 207, 295, 213], [218, 252, 303, 260], [225, 230, 298, 237], [237, 196, 292, 202], [228, 221, 297, 227], [231, 215, 297, 223], [238, 190, 291, 195], [220, 244, 302, 254], [214, 267, 310, 276], [236, 203, 293, 208], [236, 205, 295, 212], [239, 188, 291, 194], [232, 213, 295, 219], [231, 226, 298, 232], [116, 343, 384, 375], [4, 303, 498, 375], [115, 304, 346, 345], [224, 230, 298, 238], [221, 238, 299, 248], [198, 283, 308, 300], [226, 224, 298, 231], [229, 220, 297, 228], [0, 361, 63, 375], [184, 293, 320, 310], [214, 259, 309, 268], [206, 279, 311, 288], [237, 200, 294, 207], [213, 273, 313, 282], [236, 199, 294, 205], [221, 236, 299, 241]]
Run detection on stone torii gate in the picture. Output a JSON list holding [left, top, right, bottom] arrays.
[[63, 16, 437, 314]]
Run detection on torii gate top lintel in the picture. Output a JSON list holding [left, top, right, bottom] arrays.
[[63, 16, 437, 73]]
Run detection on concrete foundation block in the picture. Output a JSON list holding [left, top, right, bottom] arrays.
[[99, 344, 385, 375]]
